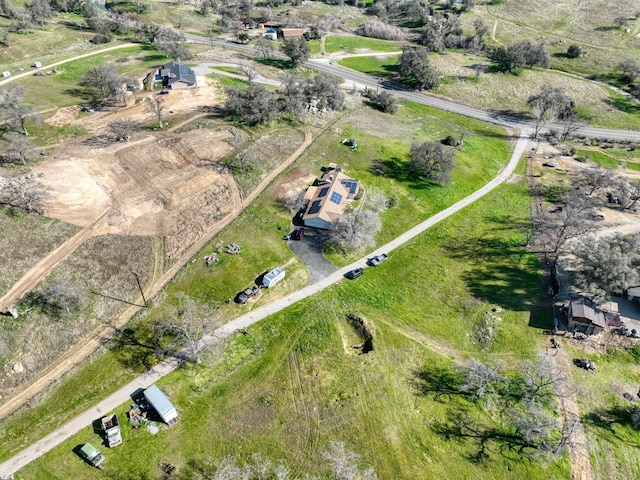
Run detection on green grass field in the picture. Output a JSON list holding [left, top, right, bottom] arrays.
[[309, 35, 403, 56], [0, 99, 516, 467], [16, 157, 571, 479], [565, 344, 640, 480]]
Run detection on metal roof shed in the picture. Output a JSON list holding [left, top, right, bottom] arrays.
[[144, 384, 178, 425]]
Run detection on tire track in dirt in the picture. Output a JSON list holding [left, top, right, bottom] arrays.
[[0, 131, 313, 420]]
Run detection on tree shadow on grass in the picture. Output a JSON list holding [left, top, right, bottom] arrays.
[[605, 96, 640, 115], [256, 58, 293, 69], [369, 157, 440, 190], [432, 411, 539, 464], [411, 365, 464, 402], [445, 228, 543, 313], [103, 323, 168, 371], [583, 405, 640, 446]]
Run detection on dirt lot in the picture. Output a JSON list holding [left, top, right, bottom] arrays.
[[34, 87, 240, 260]]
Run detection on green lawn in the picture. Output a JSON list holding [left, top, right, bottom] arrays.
[[338, 54, 400, 76], [310, 35, 403, 56]]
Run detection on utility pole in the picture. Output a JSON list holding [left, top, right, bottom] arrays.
[[132, 270, 147, 307]]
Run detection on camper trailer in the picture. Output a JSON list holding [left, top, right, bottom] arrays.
[[144, 384, 178, 425], [262, 267, 285, 288]]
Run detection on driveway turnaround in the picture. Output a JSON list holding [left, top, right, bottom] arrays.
[[0, 131, 530, 479]]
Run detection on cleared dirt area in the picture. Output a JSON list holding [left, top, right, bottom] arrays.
[[34, 88, 238, 260]]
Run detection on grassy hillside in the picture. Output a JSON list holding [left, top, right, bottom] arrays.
[[18, 160, 571, 479]]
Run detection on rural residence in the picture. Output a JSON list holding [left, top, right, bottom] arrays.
[[302, 165, 359, 230], [568, 297, 622, 335], [158, 61, 196, 88]]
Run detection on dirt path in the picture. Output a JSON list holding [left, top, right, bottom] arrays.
[[0, 210, 109, 313], [548, 344, 593, 480], [0, 43, 138, 87], [0, 131, 312, 421]]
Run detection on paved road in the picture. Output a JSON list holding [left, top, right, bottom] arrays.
[[0, 131, 530, 478], [185, 34, 640, 143]]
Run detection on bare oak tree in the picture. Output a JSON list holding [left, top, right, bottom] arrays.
[[533, 191, 598, 253], [329, 209, 381, 253], [570, 233, 640, 299], [3, 131, 36, 165], [322, 442, 378, 480], [156, 293, 221, 364], [0, 84, 36, 135], [459, 358, 507, 402], [0, 172, 49, 213]]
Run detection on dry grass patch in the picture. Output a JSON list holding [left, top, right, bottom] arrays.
[[432, 52, 640, 129], [0, 211, 79, 297]]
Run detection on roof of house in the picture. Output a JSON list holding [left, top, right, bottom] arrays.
[[303, 169, 354, 228], [282, 28, 306, 38], [160, 61, 195, 86], [570, 297, 607, 329]]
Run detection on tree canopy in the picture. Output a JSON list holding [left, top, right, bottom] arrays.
[[399, 46, 440, 90], [408, 141, 455, 183], [570, 233, 640, 299]]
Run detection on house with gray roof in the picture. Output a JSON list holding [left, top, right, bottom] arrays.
[[159, 61, 196, 88]]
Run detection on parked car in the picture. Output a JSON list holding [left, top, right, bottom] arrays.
[[80, 443, 105, 468], [238, 286, 260, 304], [367, 254, 388, 267], [542, 161, 558, 168], [345, 268, 365, 280], [158, 89, 170, 95], [291, 228, 305, 241]]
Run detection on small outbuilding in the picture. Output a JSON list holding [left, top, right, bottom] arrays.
[[33, 61, 42, 68], [568, 297, 609, 334], [144, 384, 178, 425], [263, 267, 285, 288]]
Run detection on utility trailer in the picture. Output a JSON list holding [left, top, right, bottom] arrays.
[[101, 414, 122, 447]]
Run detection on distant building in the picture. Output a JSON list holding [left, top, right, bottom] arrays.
[[281, 28, 306, 40], [302, 165, 359, 230], [263, 29, 277, 41], [158, 61, 195, 88]]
